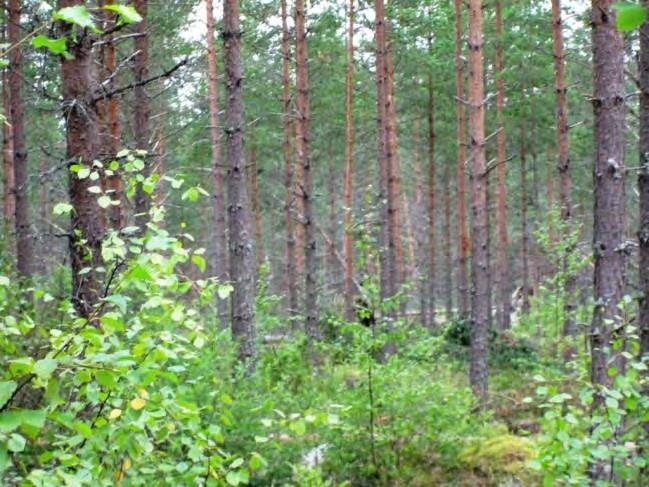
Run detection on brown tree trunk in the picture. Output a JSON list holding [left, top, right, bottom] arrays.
[[640, 0, 649, 369], [8, 0, 32, 278], [520, 108, 531, 315], [295, 0, 319, 339], [223, 0, 256, 368], [414, 114, 428, 322], [443, 160, 453, 320], [552, 0, 577, 341], [60, 0, 106, 319], [281, 0, 298, 319], [343, 0, 355, 322], [426, 53, 436, 328], [590, 1, 627, 481], [454, 0, 469, 318], [494, 0, 511, 331], [468, 0, 489, 402], [248, 139, 264, 271], [3, 69, 14, 243], [206, 0, 229, 329], [375, 0, 392, 303], [133, 0, 151, 229]]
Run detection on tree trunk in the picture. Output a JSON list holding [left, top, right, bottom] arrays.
[[641, 0, 649, 367], [443, 157, 453, 320], [206, 0, 229, 329], [413, 114, 428, 322], [223, 0, 256, 369], [3, 69, 14, 244], [281, 0, 298, 319], [133, 0, 151, 229], [590, 0, 628, 481], [454, 0, 469, 318], [375, 0, 392, 303], [295, 0, 319, 339], [426, 54, 436, 328], [494, 0, 511, 331], [343, 0, 355, 322], [520, 107, 531, 315], [8, 0, 32, 278], [60, 0, 106, 319], [552, 0, 577, 341], [468, 0, 489, 402], [248, 139, 264, 271]]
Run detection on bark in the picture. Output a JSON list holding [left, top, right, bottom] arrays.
[[2, 69, 14, 242], [414, 114, 428, 322], [520, 106, 531, 315], [641, 0, 649, 368], [494, 0, 511, 331], [223, 0, 257, 368], [454, 0, 469, 318], [60, 0, 106, 319], [326, 147, 338, 294], [443, 156, 453, 320], [375, 0, 392, 303], [206, 0, 229, 329], [9, 0, 32, 278], [133, 0, 151, 229], [248, 140, 264, 270], [295, 0, 319, 339], [281, 0, 298, 318], [343, 0, 355, 322], [426, 54, 436, 328], [468, 0, 489, 402], [590, 1, 628, 481], [552, 0, 577, 340]]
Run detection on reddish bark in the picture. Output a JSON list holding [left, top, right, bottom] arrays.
[[2, 69, 14, 242], [295, 0, 319, 339], [223, 0, 257, 367], [343, 0, 355, 322], [468, 0, 489, 401], [8, 0, 32, 278], [281, 0, 298, 318], [454, 0, 469, 318], [207, 0, 229, 329], [494, 0, 511, 330], [426, 53, 436, 327], [519, 103, 531, 315]]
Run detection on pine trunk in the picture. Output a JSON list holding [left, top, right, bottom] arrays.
[[468, 0, 489, 401], [3, 69, 14, 243], [343, 0, 355, 322], [223, 0, 257, 368], [520, 110, 531, 315], [206, 0, 229, 329], [9, 0, 32, 278], [426, 60, 436, 327], [295, 0, 319, 339]]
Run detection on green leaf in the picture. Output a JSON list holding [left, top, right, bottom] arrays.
[[32, 35, 72, 59], [192, 255, 206, 273], [7, 433, 26, 453], [0, 445, 8, 474], [612, 2, 647, 32], [97, 195, 112, 209], [103, 4, 143, 25], [53, 5, 100, 32], [0, 276, 8, 287], [217, 284, 234, 300], [33, 358, 57, 380], [0, 381, 17, 408], [104, 294, 129, 313], [0, 59, 7, 69], [128, 264, 153, 282], [249, 452, 266, 471], [77, 167, 91, 179], [53, 203, 74, 216]]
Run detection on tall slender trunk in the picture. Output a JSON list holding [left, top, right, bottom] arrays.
[[326, 147, 338, 294], [494, 0, 510, 331], [640, 0, 649, 419], [374, 0, 391, 302], [281, 0, 298, 318], [223, 0, 256, 368], [248, 139, 264, 270], [414, 114, 428, 322], [468, 0, 489, 402], [343, 0, 355, 322], [2, 69, 14, 244], [426, 52, 436, 328], [552, 0, 577, 340], [443, 158, 453, 319], [403, 194, 416, 279], [206, 0, 229, 329], [295, 0, 318, 339], [9, 0, 32, 278], [133, 0, 151, 228], [590, 0, 627, 481], [60, 0, 106, 319], [454, 0, 469, 318], [520, 107, 531, 315]]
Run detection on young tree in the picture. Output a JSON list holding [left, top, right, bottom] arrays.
[[281, 0, 298, 318], [426, 44, 436, 327], [206, 0, 229, 329], [641, 0, 649, 365], [468, 0, 489, 401], [223, 0, 257, 367], [454, 0, 469, 318], [133, 0, 151, 228], [295, 0, 319, 339], [8, 0, 33, 278], [343, 0, 355, 322], [60, 0, 106, 319], [494, 0, 511, 330]]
